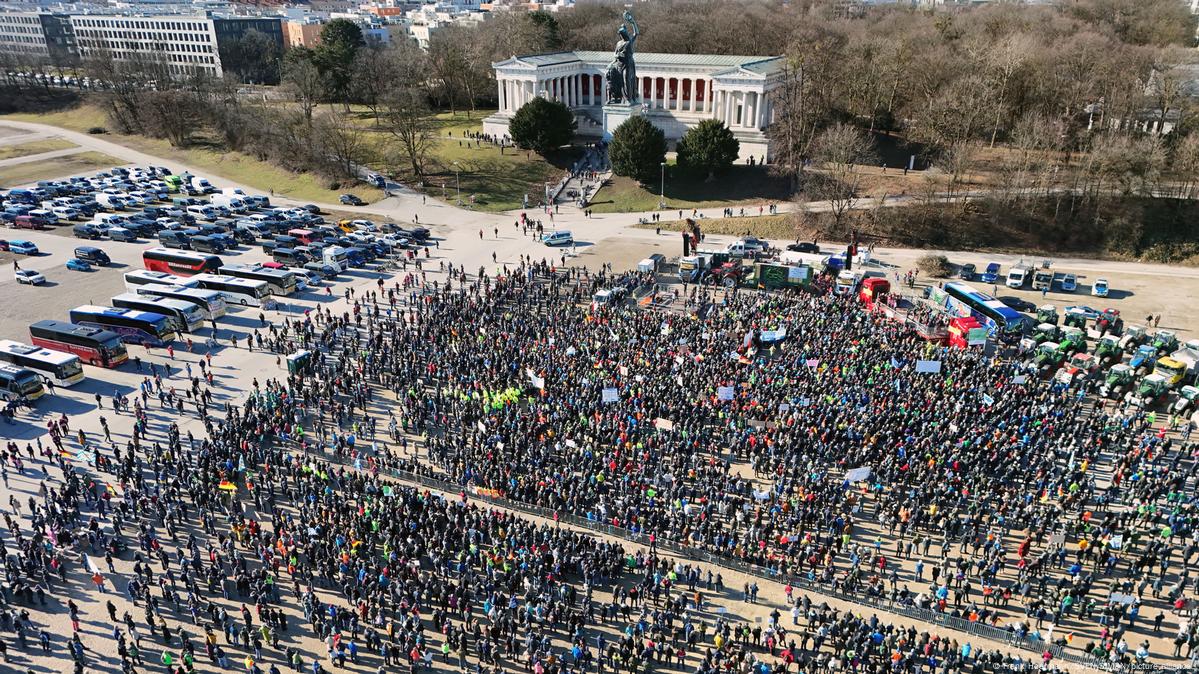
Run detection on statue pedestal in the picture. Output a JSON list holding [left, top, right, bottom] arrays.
[[602, 102, 641, 141]]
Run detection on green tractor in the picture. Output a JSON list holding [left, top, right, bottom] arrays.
[[1151, 330, 1179, 356], [1127, 373, 1171, 409], [1094, 335, 1124, 368], [1118, 324, 1147, 351], [1033, 322, 1062, 345], [1064, 308, 1089, 330], [1060, 326, 1087, 356], [1036, 304, 1059, 326], [1034, 341, 1067, 376], [1099, 364, 1134, 399]]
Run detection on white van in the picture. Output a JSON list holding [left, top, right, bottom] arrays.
[[186, 204, 218, 221], [544, 231, 574, 247], [1006, 266, 1030, 289]]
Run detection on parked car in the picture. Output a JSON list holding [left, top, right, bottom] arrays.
[[9, 240, 39, 255], [1059, 273, 1077, 292], [999, 296, 1036, 313], [1091, 278, 1110, 297], [339, 194, 365, 206], [544, 231, 574, 247], [66, 258, 92, 271], [958, 263, 976, 281], [980, 262, 1001, 284], [786, 241, 820, 254], [14, 269, 45, 284]]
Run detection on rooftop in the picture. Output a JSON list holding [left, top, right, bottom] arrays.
[[501, 50, 784, 76]]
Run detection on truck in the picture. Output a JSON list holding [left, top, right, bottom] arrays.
[[678, 251, 731, 284], [1006, 265, 1031, 288], [1032, 269, 1054, 291], [322, 245, 349, 272]]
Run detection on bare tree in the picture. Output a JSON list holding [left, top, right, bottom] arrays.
[[805, 123, 876, 231], [314, 113, 368, 181], [283, 56, 325, 127], [383, 88, 436, 179]]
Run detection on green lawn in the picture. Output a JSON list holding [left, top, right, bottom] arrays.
[[367, 110, 575, 212], [588, 165, 792, 214], [0, 151, 123, 186], [2, 104, 108, 133], [0, 137, 77, 160]]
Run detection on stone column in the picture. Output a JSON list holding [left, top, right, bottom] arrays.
[[685, 79, 693, 112], [746, 92, 756, 128]]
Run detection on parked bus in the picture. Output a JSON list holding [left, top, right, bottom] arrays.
[[143, 247, 223, 276], [134, 283, 227, 320], [0, 340, 85, 386], [941, 282, 1027, 338], [217, 264, 297, 296], [0, 364, 45, 402], [29, 320, 128, 368], [68, 305, 177, 347], [124, 269, 191, 292], [190, 273, 271, 307], [111, 293, 206, 333]]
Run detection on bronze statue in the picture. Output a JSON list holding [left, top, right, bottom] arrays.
[[605, 11, 639, 105]]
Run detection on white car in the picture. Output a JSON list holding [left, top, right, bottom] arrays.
[[15, 269, 45, 285], [1091, 278, 1110, 297]]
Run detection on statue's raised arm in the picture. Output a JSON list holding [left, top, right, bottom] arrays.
[[624, 11, 639, 44]]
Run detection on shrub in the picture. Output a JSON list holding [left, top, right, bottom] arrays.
[[916, 254, 952, 277], [87, 126, 107, 135]]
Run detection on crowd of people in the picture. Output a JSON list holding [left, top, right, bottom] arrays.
[[0, 259, 1196, 674]]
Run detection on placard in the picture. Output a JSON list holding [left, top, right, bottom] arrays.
[[915, 360, 942, 374], [717, 386, 735, 401], [655, 418, 675, 431], [1012, 375, 1028, 385], [844, 467, 872, 483], [602, 388, 619, 403]]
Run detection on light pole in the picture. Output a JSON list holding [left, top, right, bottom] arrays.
[[452, 161, 461, 203], [659, 162, 666, 209]]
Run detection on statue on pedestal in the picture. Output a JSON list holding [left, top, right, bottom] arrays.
[[605, 11, 640, 105]]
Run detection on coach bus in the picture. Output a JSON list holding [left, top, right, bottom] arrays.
[[68, 305, 177, 347], [190, 273, 271, 307], [111, 293, 206, 333], [0, 364, 46, 402], [134, 283, 227, 320], [0, 340, 85, 386], [218, 263, 298, 296], [941, 282, 1028, 340], [124, 269, 191, 291], [29, 320, 128, 368], [142, 247, 223, 276]]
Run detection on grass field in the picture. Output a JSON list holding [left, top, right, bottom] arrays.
[[0, 137, 77, 160], [0, 150, 123, 186], [366, 110, 572, 213], [1, 104, 384, 204], [588, 166, 792, 214]]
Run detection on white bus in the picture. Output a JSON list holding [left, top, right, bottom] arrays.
[[135, 283, 227, 320], [0, 340, 85, 387], [111, 293, 206, 333], [190, 273, 271, 307], [124, 270, 191, 292], [219, 264, 298, 296]]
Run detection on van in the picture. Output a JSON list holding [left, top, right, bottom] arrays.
[[304, 261, 338, 279], [1006, 266, 1030, 289], [74, 246, 111, 265], [211, 194, 248, 213], [95, 194, 127, 210], [73, 224, 104, 240], [273, 234, 301, 248], [158, 230, 191, 250], [189, 235, 226, 254], [186, 204, 217, 221], [236, 221, 269, 239], [544, 231, 573, 246], [272, 248, 309, 266], [108, 227, 137, 242], [14, 214, 47, 230]]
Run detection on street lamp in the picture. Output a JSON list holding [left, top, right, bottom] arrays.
[[659, 161, 666, 209], [452, 161, 461, 203]]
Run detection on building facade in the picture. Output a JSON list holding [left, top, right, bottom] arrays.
[[71, 14, 222, 77], [485, 51, 784, 163], [0, 12, 52, 60]]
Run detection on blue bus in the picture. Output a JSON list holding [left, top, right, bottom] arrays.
[[68, 305, 177, 347], [941, 282, 1027, 341]]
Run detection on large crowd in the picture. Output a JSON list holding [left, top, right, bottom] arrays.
[[0, 261, 1196, 674]]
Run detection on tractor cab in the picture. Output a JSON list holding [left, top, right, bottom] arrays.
[[1034, 323, 1061, 344], [1172, 385, 1199, 417], [1094, 335, 1123, 366], [1055, 352, 1100, 386], [1036, 304, 1059, 325], [1099, 364, 1134, 399], [1127, 373, 1170, 408], [1151, 330, 1179, 356], [1034, 341, 1067, 375], [1154, 357, 1188, 388], [1096, 308, 1123, 336], [1118, 325, 1148, 351], [1060, 326, 1087, 355], [1063, 307, 1089, 330], [1130, 344, 1159, 375]]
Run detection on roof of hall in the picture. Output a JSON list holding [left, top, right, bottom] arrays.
[[502, 51, 784, 75]]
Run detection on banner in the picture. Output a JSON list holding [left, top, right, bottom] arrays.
[[760, 327, 788, 343], [654, 418, 675, 431], [717, 386, 735, 401], [1012, 374, 1028, 385], [844, 467, 872, 483], [967, 327, 988, 346], [602, 387, 619, 403], [915, 360, 942, 374], [526, 368, 545, 389], [980, 393, 995, 406]]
